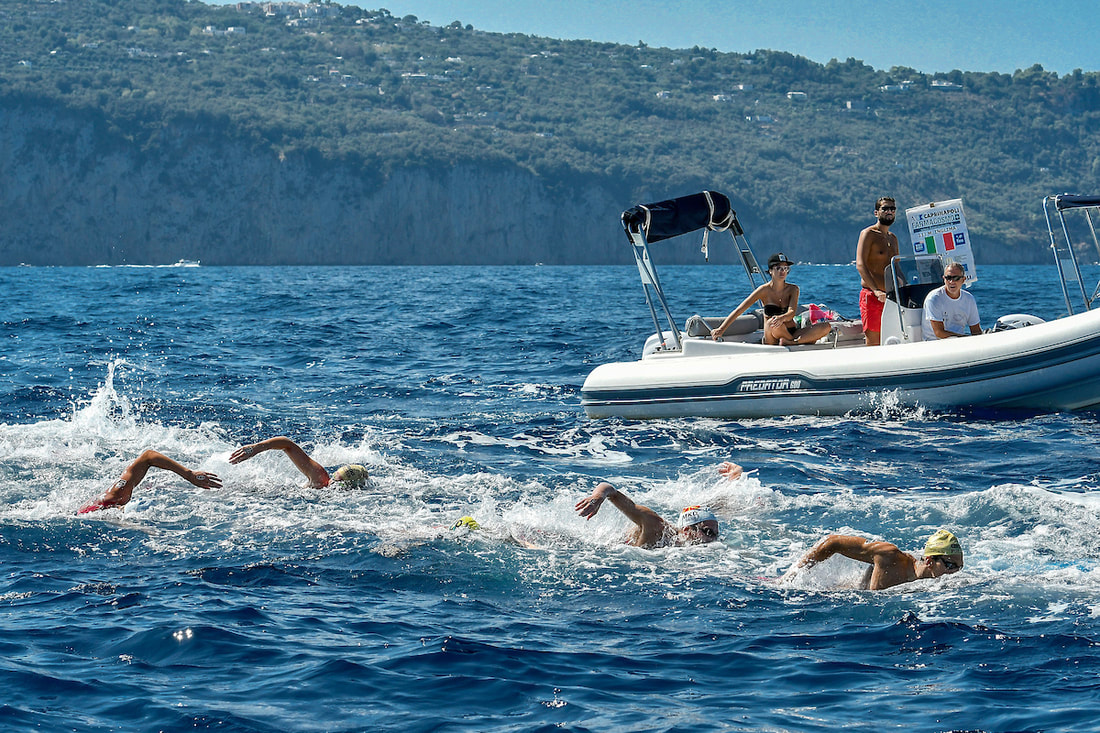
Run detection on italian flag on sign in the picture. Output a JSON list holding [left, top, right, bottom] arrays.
[[923, 232, 957, 255]]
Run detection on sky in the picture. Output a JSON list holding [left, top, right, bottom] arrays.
[[286, 0, 1100, 76]]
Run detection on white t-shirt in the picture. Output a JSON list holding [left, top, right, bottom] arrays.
[[922, 286, 980, 340]]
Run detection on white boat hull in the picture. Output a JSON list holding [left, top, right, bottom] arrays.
[[581, 308, 1100, 418]]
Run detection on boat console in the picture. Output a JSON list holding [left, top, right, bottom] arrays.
[[880, 255, 943, 345]]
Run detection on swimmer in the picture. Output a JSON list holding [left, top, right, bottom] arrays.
[[445, 515, 546, 549], [574, 462, 742, 548], [79, 449, 222, 513], [229, 436, 369, 488], [450, 516, 481, 532], [792, 528, 964, 590]]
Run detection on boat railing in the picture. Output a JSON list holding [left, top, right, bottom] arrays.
[[1044, 194, 1100, 314]]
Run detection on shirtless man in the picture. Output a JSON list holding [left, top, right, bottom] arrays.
[[79, 449, 222, 513], [574, 461, 742, 548], [793, 528, 964, 590], [229, 436, 369, 488], [855, 196, 900, 346]]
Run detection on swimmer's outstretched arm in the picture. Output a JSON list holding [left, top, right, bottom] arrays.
[[575, 482, 665, 536], [229, 436, 330, 488], [79, 449, 221, 513], [796, 534, 900, 568]]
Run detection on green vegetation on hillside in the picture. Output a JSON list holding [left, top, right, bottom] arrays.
[[3, 0, 1099, 252]]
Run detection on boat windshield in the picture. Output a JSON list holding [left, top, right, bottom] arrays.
[[885, 256, 944, 309]]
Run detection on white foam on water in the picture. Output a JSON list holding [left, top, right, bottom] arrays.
[[6, 362, 1100, 608]]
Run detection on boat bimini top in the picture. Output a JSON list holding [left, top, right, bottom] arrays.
[[621, 190, 763, 352]]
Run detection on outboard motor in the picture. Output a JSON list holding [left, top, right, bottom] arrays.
[[990, 313, 1046, 332]]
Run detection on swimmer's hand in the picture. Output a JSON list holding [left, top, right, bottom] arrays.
[[718, 461, 743, 481], [78, 500, 109, 514], [229, 444, 258, 465], [188, 471, 221, 489], [575, 482, 615, 520]]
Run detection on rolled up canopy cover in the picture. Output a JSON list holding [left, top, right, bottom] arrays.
[[1055, 194, 1100, 210], [621, 190, 739, 242]]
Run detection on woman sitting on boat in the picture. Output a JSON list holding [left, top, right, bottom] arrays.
[[710, 252, 833, 346]]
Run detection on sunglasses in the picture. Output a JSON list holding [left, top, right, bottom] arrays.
[[934, 557, 961, 571], [944, 275, 965, 282], [691, 525, 718, 538], [772, 265, 791, 272], [879, 206, 897, 211]]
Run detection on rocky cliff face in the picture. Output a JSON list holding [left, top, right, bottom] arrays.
[[0, 101, 638, 266], [2, 100, 1040, 266]]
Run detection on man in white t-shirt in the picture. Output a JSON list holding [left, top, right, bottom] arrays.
[[922, 261, 982, 340]]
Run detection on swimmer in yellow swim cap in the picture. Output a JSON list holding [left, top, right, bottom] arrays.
[[332, 464, 370, 488], [230, 437, 369, 488], [794, 528, 964, 590], [450, 516, 481, 532]]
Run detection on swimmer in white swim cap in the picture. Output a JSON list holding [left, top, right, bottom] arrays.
[[574, 462, 740, 548]]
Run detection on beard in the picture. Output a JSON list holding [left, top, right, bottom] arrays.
[[877, 211, 895, 226]]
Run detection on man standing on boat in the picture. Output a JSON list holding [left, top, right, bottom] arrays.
[[922, 262, 982, 340], [855, 196, 900, 346]]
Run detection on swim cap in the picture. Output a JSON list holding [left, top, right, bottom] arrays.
[[678, 505, 718, 530], [924, 529, 963, 557], [450, 516, 480, 532], [332, 464, 369, 488]]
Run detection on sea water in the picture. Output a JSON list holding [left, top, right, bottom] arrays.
[[2, 263, 1099, 732]]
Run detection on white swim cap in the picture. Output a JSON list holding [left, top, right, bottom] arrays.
[[678, 505, 718, 529]]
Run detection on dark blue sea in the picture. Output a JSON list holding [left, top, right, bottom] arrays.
[[3, 262, 1100, 732]]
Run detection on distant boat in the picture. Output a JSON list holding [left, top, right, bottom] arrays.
[[169, 259, 200, 267]]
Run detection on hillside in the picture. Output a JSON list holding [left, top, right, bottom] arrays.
[[2, 0, 1099, 264]]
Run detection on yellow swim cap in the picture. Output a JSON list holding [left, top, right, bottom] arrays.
[[450, 516, 480, 531], [924, 529, 963, 557], [333, 464, 369, 488]]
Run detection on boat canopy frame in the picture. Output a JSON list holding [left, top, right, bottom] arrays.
[[1044, 194, 1100, 314], [620, 190, 762, 351]]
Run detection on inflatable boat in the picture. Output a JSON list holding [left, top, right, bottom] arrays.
[[580, 192, 1100, 418]]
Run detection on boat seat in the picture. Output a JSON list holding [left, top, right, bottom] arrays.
[[685, 312, 763, 337]]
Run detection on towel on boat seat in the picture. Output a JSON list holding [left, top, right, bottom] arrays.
[[794, 303, 841, 329]]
